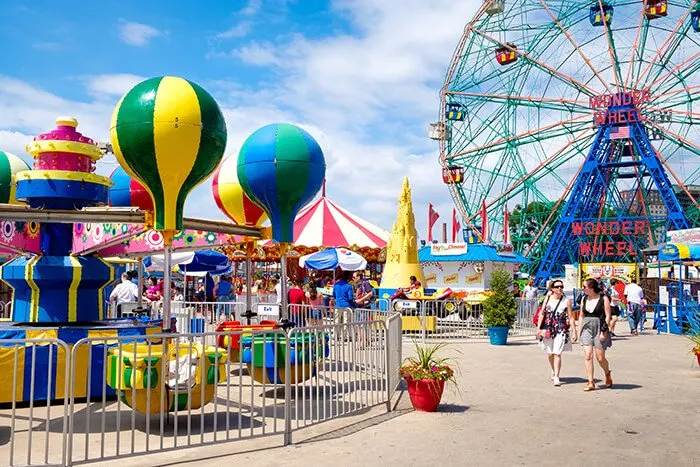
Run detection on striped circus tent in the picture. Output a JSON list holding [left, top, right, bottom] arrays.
[[261, 192, 389, 248]]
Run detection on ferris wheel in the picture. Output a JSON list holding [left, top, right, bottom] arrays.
[[434, 0, 700, 275]]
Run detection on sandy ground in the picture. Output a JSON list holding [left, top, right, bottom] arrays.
[[107, 331, 700, 467]]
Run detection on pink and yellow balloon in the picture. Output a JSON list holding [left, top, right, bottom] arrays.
[[212, 156, 267, 227]]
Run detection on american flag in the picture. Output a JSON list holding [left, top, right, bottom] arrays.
[[609, 125, 630, 140]]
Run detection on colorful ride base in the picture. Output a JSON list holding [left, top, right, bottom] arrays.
[[106, 343, 227, 414], [0, 320, 160, 404], [215, 320, 280, 362], [242, 332, 329, 385]]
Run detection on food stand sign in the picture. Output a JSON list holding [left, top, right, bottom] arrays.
[[430, 243, 467, 256]]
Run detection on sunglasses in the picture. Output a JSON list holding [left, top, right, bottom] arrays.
[[552, 285, 564, 289]]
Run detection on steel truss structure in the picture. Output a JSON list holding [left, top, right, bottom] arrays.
[[437, 0, 700, 277]]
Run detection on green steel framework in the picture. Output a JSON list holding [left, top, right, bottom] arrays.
[[438, 0, 700, 274]]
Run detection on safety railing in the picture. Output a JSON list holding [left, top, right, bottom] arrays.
[[387, 298, 538, 340], [385, 313, 402, 397], [371, 298, 391, 311], [0, 338, 70, 467], [287, 320, 390, 432], [0, 314, 401, 466]]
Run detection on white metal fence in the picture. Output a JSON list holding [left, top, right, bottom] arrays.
[[0, 314, 402, 466], [387, 298, 538, 340], [0, 338, 71, 467]]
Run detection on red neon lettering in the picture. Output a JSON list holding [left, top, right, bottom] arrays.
[[628, 242, 636, 256], [609, 222, 620, 235], [584, 222, 595, 235], [634, 221, 647, 234], [617, 242, 628, 255], [594, 112, 606, 126], [579, 242, 591, 256], [604, 242, 615, 256], [592, 243, 604, 255], [572, 223, 583, 235], [595, 222, 608, 235], [622, 221, 632, 235], [589, 90, 653, 109], [640, 89, 651, 104]]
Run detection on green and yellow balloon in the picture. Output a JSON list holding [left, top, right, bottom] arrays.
[[110, 76, 227, 243]]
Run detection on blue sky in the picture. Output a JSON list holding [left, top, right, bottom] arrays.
[[0, 0, 480, 238]]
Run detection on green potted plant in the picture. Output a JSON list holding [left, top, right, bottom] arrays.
[[481, 268, 517, 345], [400, 342, 457, 412]]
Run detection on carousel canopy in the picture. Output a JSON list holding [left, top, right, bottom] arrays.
[[262, 194, 389, 248]]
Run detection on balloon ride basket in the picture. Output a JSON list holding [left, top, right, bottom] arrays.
[[241, 332, 330, 385], [215, 320, 280, 362], [0, 319, 162, 405], [105, 343, 227, 414]]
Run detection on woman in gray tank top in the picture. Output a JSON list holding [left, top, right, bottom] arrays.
[[578, 278, 613, 391]]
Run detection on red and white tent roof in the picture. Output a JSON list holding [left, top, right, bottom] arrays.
[[262, 195, 390, 248]]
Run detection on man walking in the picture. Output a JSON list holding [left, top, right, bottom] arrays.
[[624, 279, 645, 335], [332, 272, 355, 335], [109, 273, 139, 318]]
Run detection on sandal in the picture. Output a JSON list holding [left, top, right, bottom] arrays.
[[604, 370, 613, 388], [583, 381, 595, 392]]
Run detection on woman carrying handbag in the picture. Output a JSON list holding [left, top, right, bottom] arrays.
[[536, 279, 576, 387], [578, 278, 613, 391]]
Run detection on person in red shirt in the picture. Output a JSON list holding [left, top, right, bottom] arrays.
[[288, 279, 307, 326]]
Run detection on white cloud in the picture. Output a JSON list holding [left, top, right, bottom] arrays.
[[240, 0, 263, 15], [232, 41, 280, 65], [215, 21, 252, 39], [207, 0, 482, 235], [84, 74, 146, 98], [0, 130, 34, 166], [32, 42, 61, 51], [118, 21, 163, 46], [0, 2, 481, 241]]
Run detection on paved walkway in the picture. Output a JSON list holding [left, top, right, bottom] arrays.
[[125, 332, 700, 466]]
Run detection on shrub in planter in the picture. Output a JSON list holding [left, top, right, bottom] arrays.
[[400, 342, 457, 412], [482, 268, 517, 345]]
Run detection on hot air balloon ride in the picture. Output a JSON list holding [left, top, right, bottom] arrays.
[[109, 166, 154, 211], [236, 123, 326, 244], [107, 76, 229, 413], [213, 156, 267, 227], [234, 123, 327, 384], [236, 123, 326, 325], [110, 76, 227, 244], [0, 151, 31, 205], [213, 156, 272, 340]]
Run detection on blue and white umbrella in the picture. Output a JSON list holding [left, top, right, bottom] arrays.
[[299, 248, 367, 271], [145, 250, 232, 275]]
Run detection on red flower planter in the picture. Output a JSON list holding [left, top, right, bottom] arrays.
[[405, 377, 445, 412]]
